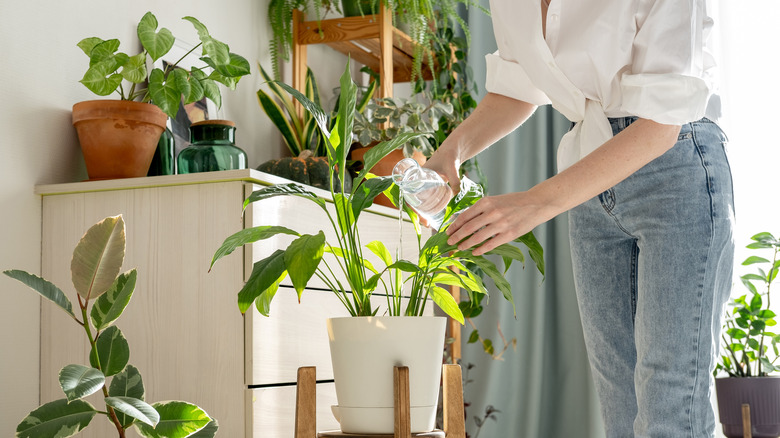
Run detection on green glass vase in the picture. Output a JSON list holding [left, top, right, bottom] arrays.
[[177, 120, 247, 174]]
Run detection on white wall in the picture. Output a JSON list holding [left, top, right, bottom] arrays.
[[0, 0, 348, 434]]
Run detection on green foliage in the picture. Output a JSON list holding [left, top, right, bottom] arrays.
[[716, 232, 780, 377], [78, 12, 250, 118], [211, 60, 544, 324], [4, 216, 216, 438]]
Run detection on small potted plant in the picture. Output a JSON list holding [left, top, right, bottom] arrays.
[[715, 232, 780, 438], [4, 215, 217, 438], [74, 11, 251, 180], [210, 60, 543, 434]]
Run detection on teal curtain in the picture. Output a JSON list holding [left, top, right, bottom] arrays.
[[458, 3, 605, 437]]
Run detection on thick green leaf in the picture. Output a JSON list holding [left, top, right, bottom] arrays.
[[334, 61, 358, 187], [750, 293, 763, 312], [461, 253, 516, 316], [743, 255, 770, 266], [284, 232, 326, 298], [243, 183, 326, 210], [105, 396, 159, 427], [726, 328, 747, 339], [386, 260, 422, 273], [121, 53, 148, 83], [351, 176, 394, 220], [71, 215, 125, 301], [239, 250, 288, 314], [188, 419, 219, 437], [109, 364, 146, 428], [79, 60, 124, 96], [257, 88, 302, 156], [193, 68, 222, 109], [430, 285, 464, 323], [134, 401, 211, 438], [211, 226, 300, 270], [89, 325, 129, 376], [137, 12, 174, 62], [16, 398, 96, 438], [206, 52, 251, 78], [77, 37, 104, 57], [148, 68, 181, 118], [273, 81, 332, 146], [467, 330, 480, 344], [485, 244, 525, 274], [90, 269, 136, 331], [87, 39, 121, 65], [4, 270, 75, 318], [58, 364, 105, 402], [515, 232, 545, 276]]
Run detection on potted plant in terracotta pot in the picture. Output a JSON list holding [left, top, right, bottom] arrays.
[[715, 232, 780, 438], [74, 11, 251, 180], [209, 61, 543, 434], [4, 215, 217, 438]]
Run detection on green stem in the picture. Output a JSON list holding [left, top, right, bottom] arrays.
[[77, 295, 125, 438]]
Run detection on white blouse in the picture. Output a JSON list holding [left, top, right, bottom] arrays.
[[485, 0, 719, 171]]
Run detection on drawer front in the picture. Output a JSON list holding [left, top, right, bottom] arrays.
[[247, 383, 339, 437], [245, 184, 426, 292]]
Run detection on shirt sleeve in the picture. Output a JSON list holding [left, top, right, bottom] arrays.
[[485, 51, 551, 106], [620, 0, 715, 125]]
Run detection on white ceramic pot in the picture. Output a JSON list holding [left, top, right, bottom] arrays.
[[326, 316, 446, 434]]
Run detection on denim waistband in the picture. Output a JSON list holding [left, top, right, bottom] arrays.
[[608, 116, 639, 131]]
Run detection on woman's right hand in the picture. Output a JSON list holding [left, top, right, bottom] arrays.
[[423, 142, 462, 195]]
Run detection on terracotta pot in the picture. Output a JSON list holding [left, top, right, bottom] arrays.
[[72, 100, 168, 180], [350, 146, 426, 208], [716, 377, 780, 438]]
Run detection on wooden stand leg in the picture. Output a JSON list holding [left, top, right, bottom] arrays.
[[296, 367, 317, 438], [742, 403, 752, 438], [394, 366, 412, 438], [443, 364, 466, 438]]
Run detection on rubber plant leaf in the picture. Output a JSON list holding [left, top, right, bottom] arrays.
[[211, 226, 300, 270], [105, 396, 159, 428], [89, 326, 130, 377], [70, 215, 125, 301], [15, 398, 96, 438], [3, 270, 75, 318], [58, 364, 105, 402], [137, 12, 174, 62], [134, 401, 212, 438], [90, 269, 137, 331], [109, 364, 146, 428]]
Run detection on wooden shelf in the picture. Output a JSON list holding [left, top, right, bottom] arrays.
[[292, 7, 433, 102]]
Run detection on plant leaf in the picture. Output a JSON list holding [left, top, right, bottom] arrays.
[[239, 250, 288, 314], [148, 68, 181, 118], [366, 241, 393, 267], [134, 401, 211, 438], [137, 12, 174, 62], [109, 364, 146, 428], [467, 330, 480, 344], [90, 269, 136, 331], [58, 364, 105, 402], [187, 419, 219, 438], [3, 270, 75, 318], [351, 176, 394, 220], [243, 183, 326, 210], [121, 53, 148, 84], [354, 132, 425, 190], [257, 88, 302, 156], [430, 285, 464, 324], [71, 215, 125, 301], [515, 232, 545, 276], [284, 232, 326, 298], [89, 325, 129, 376], [15, 398, 96, 438], [211, 226, 300, 270], [105, 396, 159, 427], [273, 81, 332, 145]]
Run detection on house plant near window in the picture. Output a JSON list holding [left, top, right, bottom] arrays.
[[210, 61, 543, 434], [715, 232, 780, 438], [74, 11, 251, 180], [4, 215, 217, 438]]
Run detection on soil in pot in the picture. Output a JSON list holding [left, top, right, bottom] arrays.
[[73, 100, 167, 180]]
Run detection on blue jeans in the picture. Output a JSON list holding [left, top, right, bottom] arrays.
[[569, 117, 735, 437]]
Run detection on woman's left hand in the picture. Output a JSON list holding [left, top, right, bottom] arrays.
[[445, 191, 549, 256]]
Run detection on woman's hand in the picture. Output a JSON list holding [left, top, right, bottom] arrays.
[[445, 191, 549, 256]]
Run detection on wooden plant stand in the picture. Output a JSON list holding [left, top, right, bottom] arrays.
[[294, 364, 466, 438]]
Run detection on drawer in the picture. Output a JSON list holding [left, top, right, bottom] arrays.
[[247, 383, 339, 437]]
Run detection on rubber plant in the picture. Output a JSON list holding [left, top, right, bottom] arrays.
[[4, 216, 217, 438], [78, 11, 251, 118], [210, 60, 543, 324]]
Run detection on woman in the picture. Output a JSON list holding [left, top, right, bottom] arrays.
[[426, 0, 734, 436]]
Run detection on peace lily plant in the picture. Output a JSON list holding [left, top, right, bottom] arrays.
[[78, 11, 251, 118], [210, 61, 544, 322], [4, 216, 217, 438]]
